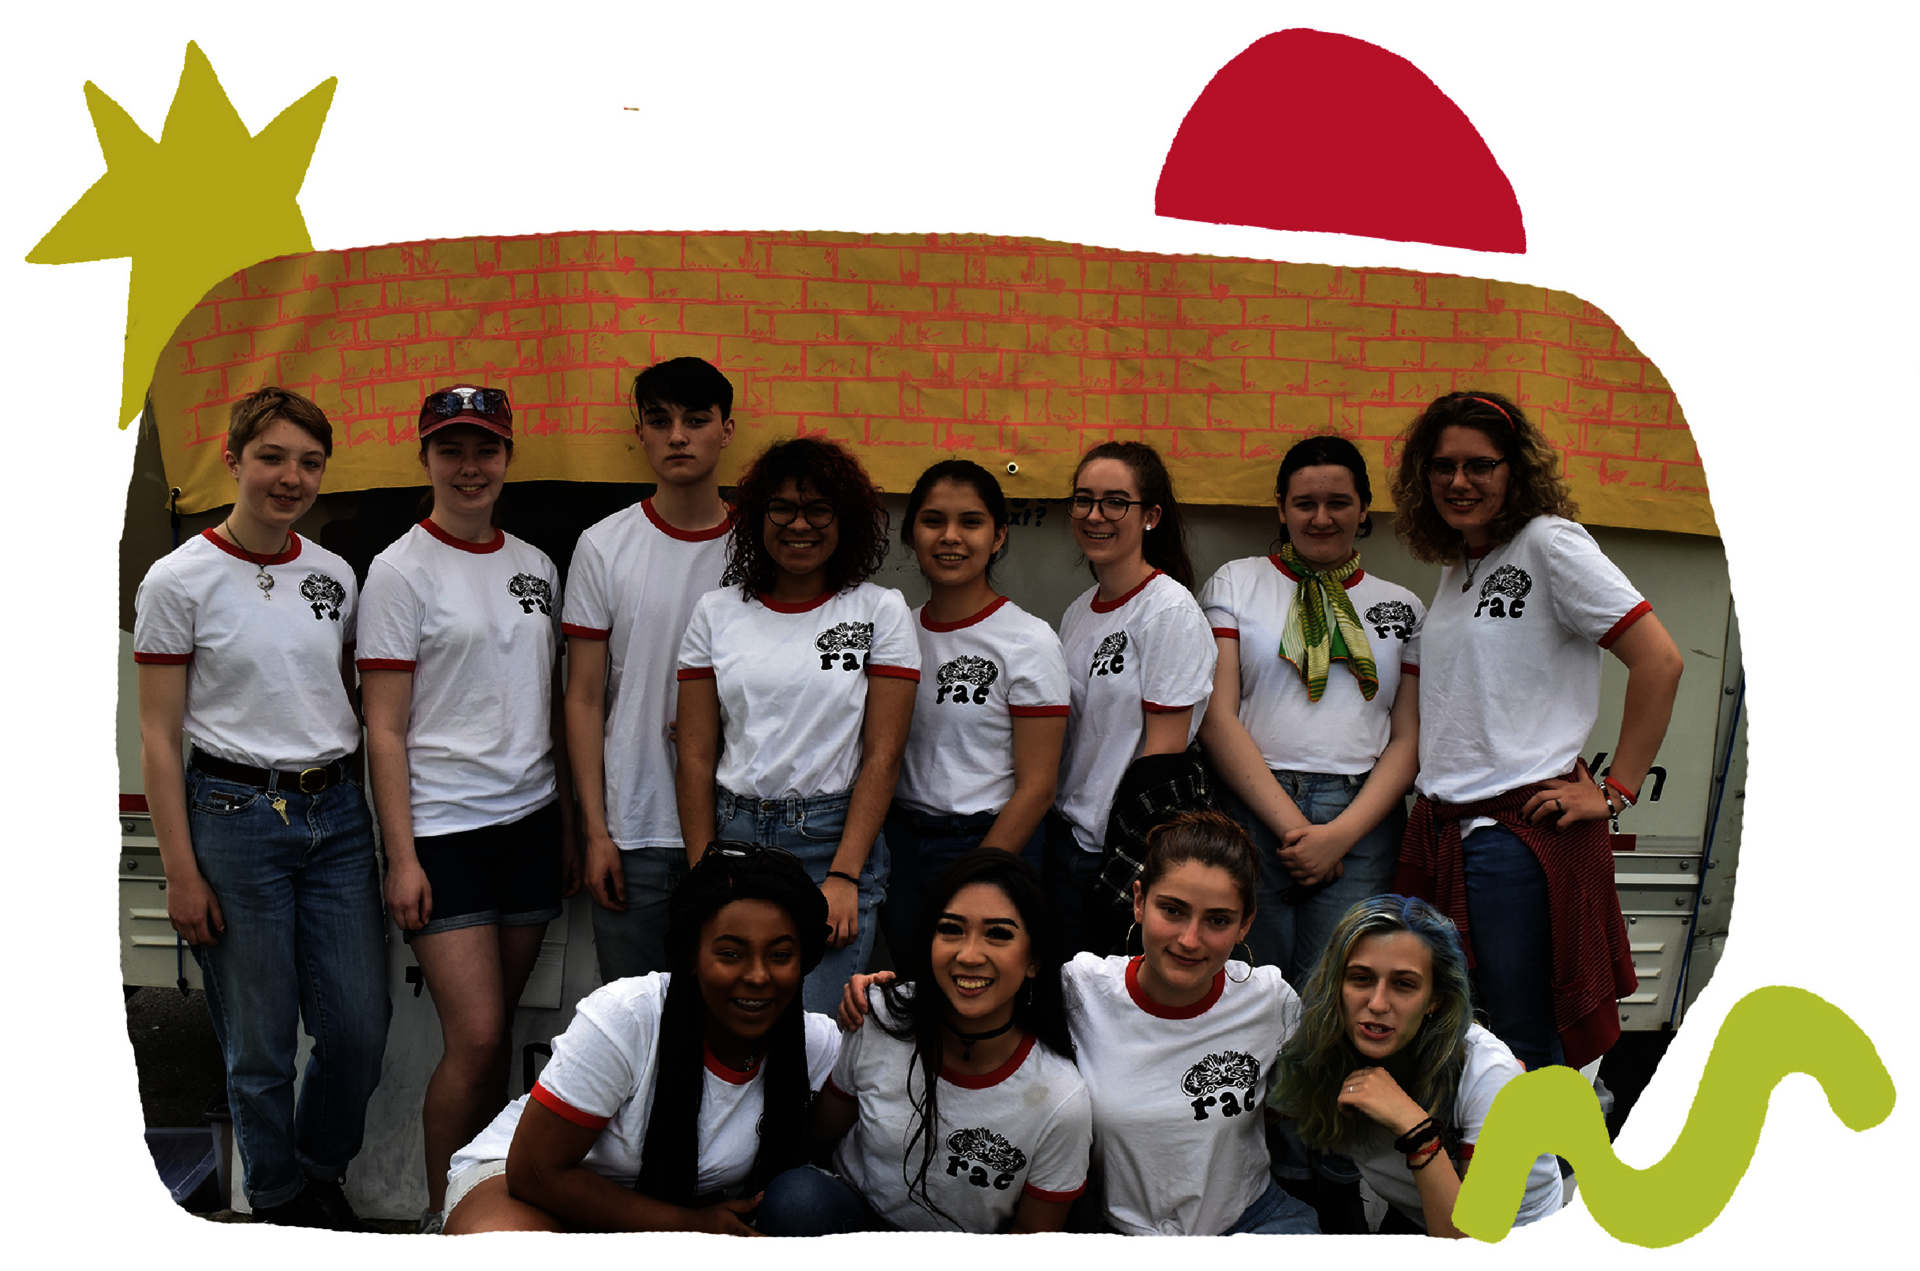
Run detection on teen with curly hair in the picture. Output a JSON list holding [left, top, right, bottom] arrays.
[[1271, 895, 1562, 1236], [676, 437, 919, 1012], [1388, 391, 1684, 1072], [441, 845, 839, 1234]]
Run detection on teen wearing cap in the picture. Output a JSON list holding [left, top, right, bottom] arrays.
[[360, 384, 578, 1224], [134, 386, 388, 1230], [1389, 390, 1684, 1073], [675, 436, 919, 1014], [563, 358, 734, 983]]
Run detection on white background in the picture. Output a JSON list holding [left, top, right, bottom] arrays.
[[2, 1, 1910, 1263]]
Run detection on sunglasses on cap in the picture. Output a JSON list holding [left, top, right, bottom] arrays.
[[419, 385, 513, 439]]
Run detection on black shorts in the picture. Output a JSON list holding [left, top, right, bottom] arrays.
[[405, 800, 563, 940]]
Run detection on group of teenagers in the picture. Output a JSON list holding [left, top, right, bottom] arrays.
[[134, 356, 1684, 1239]]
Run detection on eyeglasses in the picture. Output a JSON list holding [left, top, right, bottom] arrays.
[[1422, 457, 1507, 484], [420, 385, 513, 433], [701, 840, 803, 867], [1068, 494, 1142, 519], [766, 500, 837, 528]]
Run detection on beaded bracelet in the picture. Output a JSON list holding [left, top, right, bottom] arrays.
[[1600, 775, 1638, 835], [1392, 1117, 1440, 1155]]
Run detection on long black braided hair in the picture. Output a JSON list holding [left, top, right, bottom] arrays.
[[633, 847, 830, 1204]]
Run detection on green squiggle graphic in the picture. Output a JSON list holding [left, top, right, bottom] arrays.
[[1454, 985, 1893, 1247]]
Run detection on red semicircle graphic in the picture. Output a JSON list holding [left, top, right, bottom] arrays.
[[1156, 30, 1526, 253]]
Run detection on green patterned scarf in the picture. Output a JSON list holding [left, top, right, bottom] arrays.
[[1277, 543, 1379, 702]]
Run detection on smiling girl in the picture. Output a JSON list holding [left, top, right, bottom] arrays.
[[358, 384, 577, 1225], [1273, 895, 1563, 1236], [1389, 391, 1684, 1073], [441, 846, 840, 1234], [1050, 441, 1216, 956], [758, 850, 1090, 1233], [675, 437, 919, 1013], [881, 461, 1070, 964], [134, 386, 387, 1229]]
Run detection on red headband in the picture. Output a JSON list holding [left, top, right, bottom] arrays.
[[1468, 396, 1514, 429]]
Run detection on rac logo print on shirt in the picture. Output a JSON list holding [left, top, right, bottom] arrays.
[[508, 573, 553, 615], [1182, 1051, 1260, 1121], [300, 571, 345, 621], [815, 621, 874, 671], [1364, 599, 1416, 640], [934, 655, 1000, 705], [1090, 631, 1128, 676], [1474, 565, 1532, 620], [945, 1126, 1027, 1191]]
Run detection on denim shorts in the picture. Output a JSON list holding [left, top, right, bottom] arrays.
[[407, 799, 564, 940]]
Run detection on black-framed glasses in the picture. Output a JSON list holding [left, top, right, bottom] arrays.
[[1068, 494, 1141, 519], [1422, 457, 1506, 484], [702, 840, 803, 867], [766, 500, 837, 528]]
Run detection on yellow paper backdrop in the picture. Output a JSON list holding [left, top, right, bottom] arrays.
[[149, 231, 1712, 534]]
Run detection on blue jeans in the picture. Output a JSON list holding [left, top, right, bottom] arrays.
[[1461, 822, 1565, 1070], [1222, 770, 1404, 987], [185, 767, 390, 1208], [589, 848, 688, 983], [757, 1165, 886, 1234], [715, 787, 888, 1014], [879, 805, 1046, 971], [1042, 811, 1107, 957], [1222, 1179, 1322, 1235]]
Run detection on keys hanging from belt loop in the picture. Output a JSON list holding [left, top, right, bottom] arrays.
[[270, 794, 290, 826]]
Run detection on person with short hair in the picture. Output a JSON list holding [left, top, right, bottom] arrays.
[[441, 845, 840, 1234], [564, 358, 736, 983], [1388, 390, 1684, 1073], [675, 436, 919, 1014], [1271, 894, 1564, 1236], [134, 385, 388, 1229], [359, 384, 578, 1225]]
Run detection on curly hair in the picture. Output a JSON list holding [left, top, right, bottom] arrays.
[[901, 459, 1010, 584], [876, 849, 1074, 1227], [1388, 391, 1577, 563], [1275, 433, 1374, 543], [1272, 895, 1475, 1155], [722, 437, 891, 599], [633, 847, 830, 1206], [1073, 441, 1196, 590]]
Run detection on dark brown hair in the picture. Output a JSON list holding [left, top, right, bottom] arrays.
[[1072, 440, 1195, 590], [1389, 390, 1577, 563], [226, 386, 333, 459], [1138, 810, 1259, 915], [723, 436, 890, 599]]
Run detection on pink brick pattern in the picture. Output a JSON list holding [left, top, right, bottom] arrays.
[[151, 232, 1713, 535]]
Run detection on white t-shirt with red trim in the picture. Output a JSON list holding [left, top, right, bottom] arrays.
[[1055, 572, 1217, 852], [677, 582, 920, 798], [356, 520, 562, 836], [132, 530, 360, 768], [562, 499, 730, 851], [895, 596, 1072, 817], [1061, 952, 1300, 1235], [1198, 555, 1424, 775], [826, 989, 1091, 1232], [449, 973, 839, 1195], [1408, 515, 1651, 804], [1348, 1024, 1563, 1231]]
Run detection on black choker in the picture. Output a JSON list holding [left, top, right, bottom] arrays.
[[946, 1018, 1015, 1061]]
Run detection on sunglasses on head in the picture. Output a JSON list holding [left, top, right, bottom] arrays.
[[420, 385, 513, 431]]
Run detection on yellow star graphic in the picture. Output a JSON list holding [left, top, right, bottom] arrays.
[[27, 42, 335, 429]]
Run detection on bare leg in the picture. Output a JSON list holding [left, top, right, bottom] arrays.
[[443, 1173, 565, 1234]]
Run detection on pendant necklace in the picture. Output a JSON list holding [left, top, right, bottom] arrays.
[[946, 1017, 1015, 1062], [224, 518, 290, 600]]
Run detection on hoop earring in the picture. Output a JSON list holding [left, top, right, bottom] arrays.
[[1124, 922, 1139, 956], [1225, 942, 1254, 983]]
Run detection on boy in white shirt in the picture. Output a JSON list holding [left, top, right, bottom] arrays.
[[562, 358, 736, 982]]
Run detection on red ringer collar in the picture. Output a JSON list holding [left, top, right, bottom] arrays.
[[941, 1031, 1036, 1088], [1089, 570, 1161, 614], [1267, 554, 1364, 585], [201, 527, 302, 565], [421, 518, 505, 553], [644, 498, 732, 542], [757, 589, 836, 614], [702, 1041, 764, 1086], [1125, 954, 1226, 1019], [921, 594, 1010, 632]]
